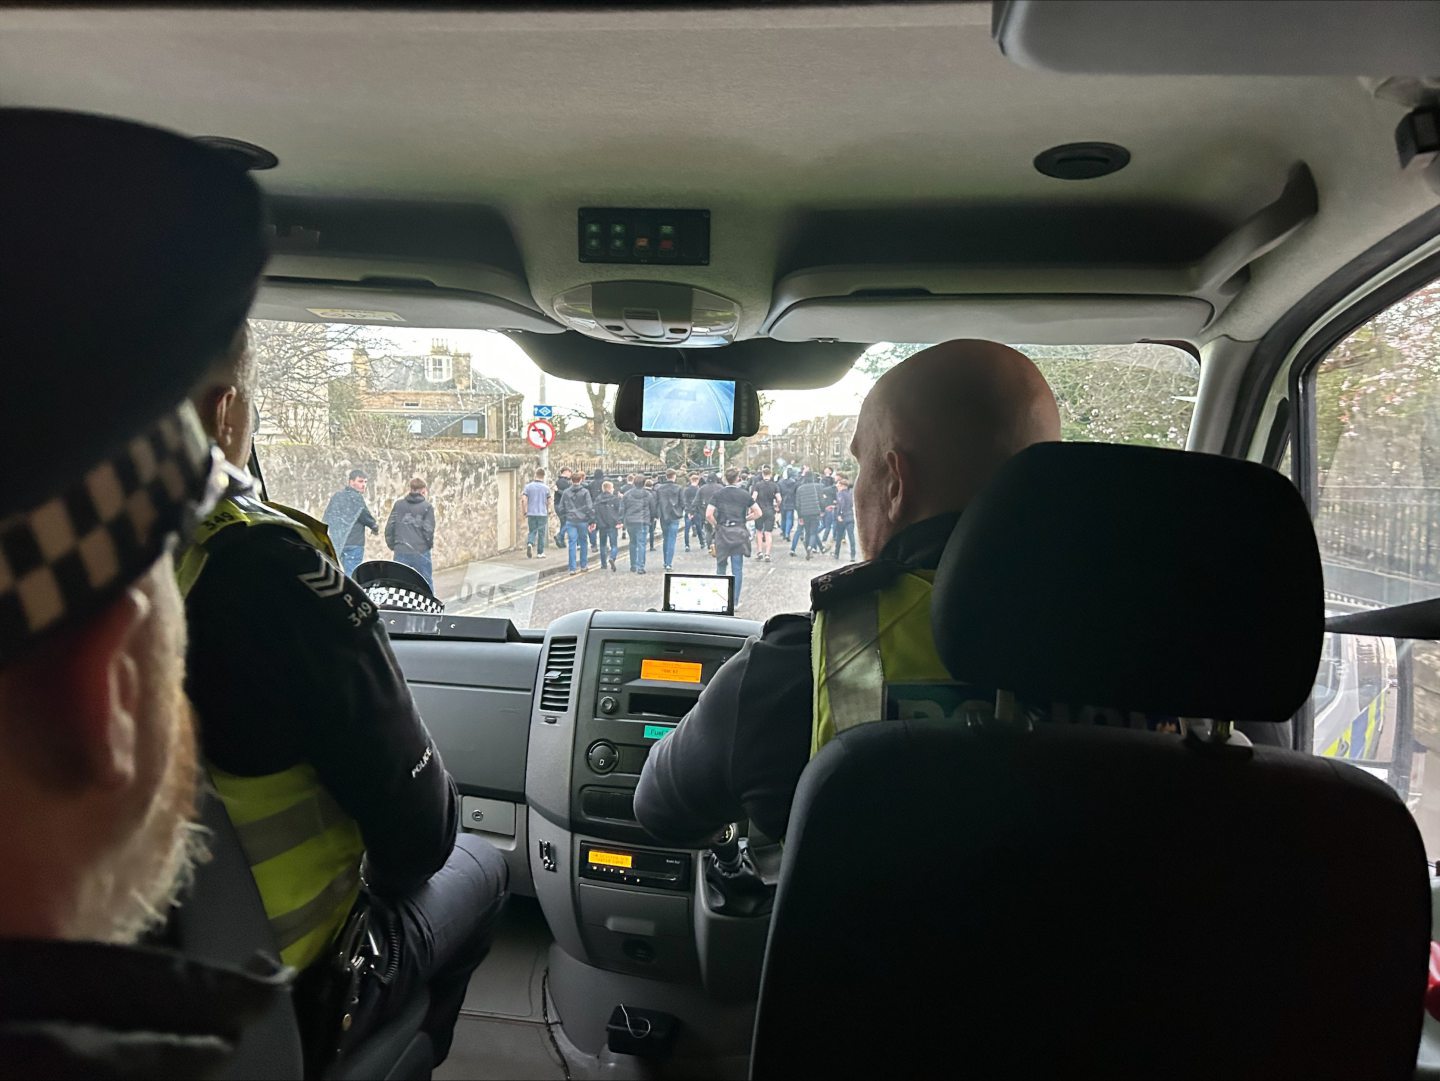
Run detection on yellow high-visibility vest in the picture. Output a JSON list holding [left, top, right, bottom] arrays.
[[810, 569, 952, 756], [178, 492, 364, 970]]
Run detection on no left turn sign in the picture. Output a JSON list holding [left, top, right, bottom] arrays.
[[526, 419, 556, 450]]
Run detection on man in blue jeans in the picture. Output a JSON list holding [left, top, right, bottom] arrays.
[[385, 477, 436, 587], [558, 470, 594, 574], [708, 469, 760, 607], [655, 468, 686, 571], [833, 474, 858, 561], [322, 468, 379, 576], [622, 479, 654, 573], [594, 480, 622, 571], [521, 466, 551, 559], [681, 473, 702, 551]]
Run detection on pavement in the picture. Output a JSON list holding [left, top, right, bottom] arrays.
[[435, 526, 856, 629]]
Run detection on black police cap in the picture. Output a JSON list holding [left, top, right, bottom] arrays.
[[353, 561, 445, 616], [0, 109, 266, 664], [1, 109, 266, 512]]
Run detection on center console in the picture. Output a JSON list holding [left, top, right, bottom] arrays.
[[573, 634, 737, 841], [525, 609, 770, 1076]]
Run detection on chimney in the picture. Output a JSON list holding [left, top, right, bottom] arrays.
[[352, 347, 371, 389], [453, 350, 471, 391]]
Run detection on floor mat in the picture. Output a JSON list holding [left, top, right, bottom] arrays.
[[461, 895, 553, 1022], [436, 1016, 568, 1081]]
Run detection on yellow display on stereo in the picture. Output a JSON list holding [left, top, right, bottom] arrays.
[[640, 658, 703, 684], [587, 849, 634, 869]]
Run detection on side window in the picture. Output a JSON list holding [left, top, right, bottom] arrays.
[[1300, 279, 1439, 853]]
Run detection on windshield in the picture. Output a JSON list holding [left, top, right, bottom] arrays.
[[249, 322, 1197, 627]]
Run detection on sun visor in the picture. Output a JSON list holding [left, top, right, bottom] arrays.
[[767, 292, 1213, 345], [253, 280, 563, 332], [253, 252, 562, 333], [993, 0, 1440, 75]]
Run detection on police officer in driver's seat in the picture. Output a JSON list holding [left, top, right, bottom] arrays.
[[635, 341, 1061, 845], [180, 288, 507, 1066]]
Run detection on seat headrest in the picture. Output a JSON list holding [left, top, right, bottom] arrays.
[[931, 442, 1322, 723]]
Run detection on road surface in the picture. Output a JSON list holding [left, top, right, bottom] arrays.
[[442, 530, 848, 628]]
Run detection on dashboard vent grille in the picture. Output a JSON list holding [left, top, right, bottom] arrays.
[[540, 636, 578, 712]]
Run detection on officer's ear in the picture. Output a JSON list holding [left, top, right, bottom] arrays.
[[204, 384, 240, 448], [881, 448, 916, 528], [0, 584, 150, 792]]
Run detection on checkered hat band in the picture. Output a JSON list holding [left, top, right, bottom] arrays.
[[364, 586, 446, 616], [0, 403, 222, 666]]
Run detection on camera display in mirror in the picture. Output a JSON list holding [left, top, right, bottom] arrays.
[[614, 374, 760, 439]]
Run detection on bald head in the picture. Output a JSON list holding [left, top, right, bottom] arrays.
[[851, 340, 1059, 557]]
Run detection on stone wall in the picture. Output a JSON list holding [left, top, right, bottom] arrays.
[[259, 443, 532, 569]]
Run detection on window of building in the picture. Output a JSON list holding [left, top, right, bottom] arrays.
[[426, 355, 453, 383], [506, 401, 522, 436], [1297, 277, 1439, 855], [408, 418, 423, 435], [461, 417, 481, 436]]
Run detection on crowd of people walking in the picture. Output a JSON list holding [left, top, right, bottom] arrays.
[[525, 461, 857, 607]]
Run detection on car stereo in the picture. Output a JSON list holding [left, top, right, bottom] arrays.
[[572, 635, 740, 839]]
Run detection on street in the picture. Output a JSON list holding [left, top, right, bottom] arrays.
[[438, 528, 849, 628]]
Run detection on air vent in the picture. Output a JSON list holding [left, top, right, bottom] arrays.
[[540, 637, 578, 713]]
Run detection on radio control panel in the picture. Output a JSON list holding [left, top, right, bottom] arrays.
[[570, 633, 741, 841]]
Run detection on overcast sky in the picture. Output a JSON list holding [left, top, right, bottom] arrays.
[[361, 328, 882, 433]]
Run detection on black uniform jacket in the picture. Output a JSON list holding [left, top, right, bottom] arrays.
[[633, 512, 959, 846], [185, 523, 459, 899], [0, 939, 286, 1080]]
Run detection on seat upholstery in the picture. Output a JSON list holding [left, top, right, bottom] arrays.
[[751, 443, 1430, 1079]]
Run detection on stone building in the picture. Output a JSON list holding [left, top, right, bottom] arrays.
[[351, 340, 526, 450], [768, 414, 858, 471]]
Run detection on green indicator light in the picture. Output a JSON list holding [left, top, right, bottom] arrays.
[[643, 724, 675, 741]]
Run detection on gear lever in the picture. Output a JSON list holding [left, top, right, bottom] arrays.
[[705, 823, 774, 918]]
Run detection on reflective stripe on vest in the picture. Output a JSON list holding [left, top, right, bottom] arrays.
[[176, 492, 338, 597], [810, 569, 951, 757], [180, 496, 361, 970], [209, 765, 364, 970]]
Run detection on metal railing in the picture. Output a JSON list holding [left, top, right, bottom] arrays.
[[1315, 485, 1440, 586]]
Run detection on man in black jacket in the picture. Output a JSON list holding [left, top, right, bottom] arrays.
[[778, 468, 799, 540], [558, 470, 595, 574], [322, 469, 379, 577], [655, 469, 686, 571], [622, 481, 656, 574], [594, 481, 623, 572], [682, 472, 703, 552], [635, 340, 1060, 845], [790, 472, 825, 559], [0, 108, 289, 1079], [695, 473, 724, 549], [385, 478, 437, 587]]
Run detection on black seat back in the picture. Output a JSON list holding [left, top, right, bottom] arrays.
[[752, 443, 1429, 1079]]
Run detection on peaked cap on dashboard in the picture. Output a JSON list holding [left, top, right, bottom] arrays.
[[0, 108, 268, 666]]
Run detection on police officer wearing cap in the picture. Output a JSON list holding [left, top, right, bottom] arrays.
[[180, 278, 507, 1067], [0, 109, 287, 1078], [635, 341, 1061, 845]]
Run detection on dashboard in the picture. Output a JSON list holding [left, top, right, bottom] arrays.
[[390, 606, 767, 1001]]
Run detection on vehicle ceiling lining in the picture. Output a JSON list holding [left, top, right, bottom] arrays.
[[1, 4, 1436, 349]]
